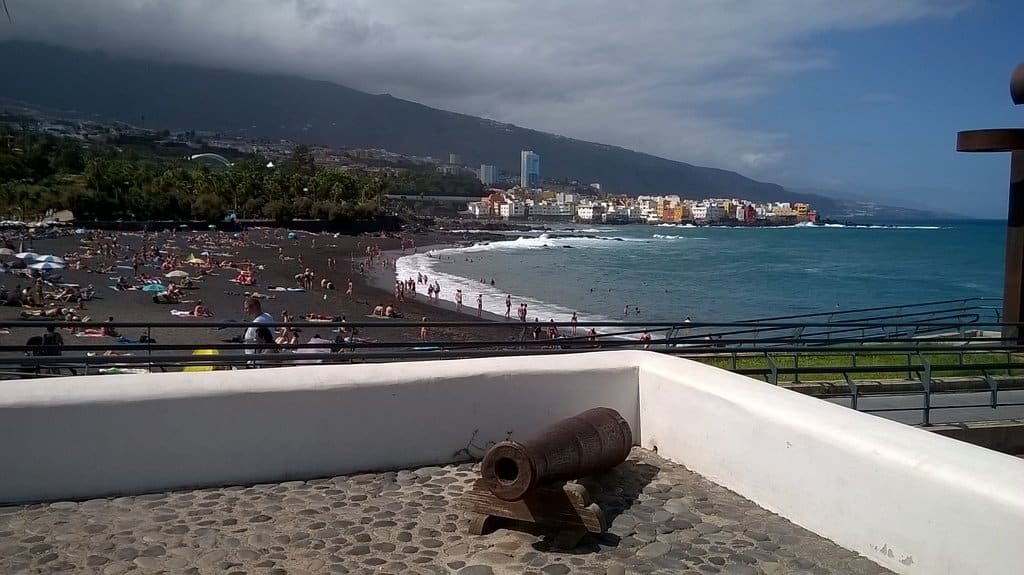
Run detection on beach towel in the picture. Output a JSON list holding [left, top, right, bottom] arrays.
[[183, 349, 219, 372], [170, 309, 206, 318], [98, 367, 150, 375]]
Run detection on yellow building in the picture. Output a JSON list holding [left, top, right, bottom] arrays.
[[655, 199, 684, 223], [664, 205, 683, 223]]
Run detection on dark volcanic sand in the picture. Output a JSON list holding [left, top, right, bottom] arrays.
[[0, 229, 522, 358]]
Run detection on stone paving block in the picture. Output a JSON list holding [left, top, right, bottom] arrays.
[[0, 448, 891, 574]]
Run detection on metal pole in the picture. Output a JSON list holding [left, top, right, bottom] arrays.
[[957, 62, 1024, 343], [1004, 151, 1024, 342]]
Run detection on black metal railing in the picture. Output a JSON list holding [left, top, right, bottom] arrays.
[[0, 296, 1017, 427]]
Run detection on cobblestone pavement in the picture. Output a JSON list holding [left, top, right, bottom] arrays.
[[0, 449, 891, 574]]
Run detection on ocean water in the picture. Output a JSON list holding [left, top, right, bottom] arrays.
[[395, 221, 1005, 323]]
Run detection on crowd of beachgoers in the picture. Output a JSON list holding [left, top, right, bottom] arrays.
[[0, 226, 542, 370]]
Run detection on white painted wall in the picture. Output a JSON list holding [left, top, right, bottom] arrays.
[[2, 350, 1023, 574], [636, 351, 1024, 575], [0, 354, 638, 504]]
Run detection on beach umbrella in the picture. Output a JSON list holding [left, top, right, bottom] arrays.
[[0, 248, 14, 257], [15, 252, 38, 260], [35, 255, 65, 264], [142, 284, 166, 292], [29, 261, 66, 270], [165, 270, 189, 279]]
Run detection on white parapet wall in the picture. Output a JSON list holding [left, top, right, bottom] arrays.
[[0, 354, 639, 505], [636, 351, 1024, 575], [1, 350, 1022, 574]]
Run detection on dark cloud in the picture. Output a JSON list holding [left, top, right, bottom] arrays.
[[0, 0, 964, 174]]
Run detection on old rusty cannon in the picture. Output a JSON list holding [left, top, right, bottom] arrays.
[[460, 407, 633, 548]]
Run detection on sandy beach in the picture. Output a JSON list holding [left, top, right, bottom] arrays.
[[0, 228, 524, 359]]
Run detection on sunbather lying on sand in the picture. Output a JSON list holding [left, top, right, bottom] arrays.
[[302, 313, 343, 322], [21, 307, 77, 319]]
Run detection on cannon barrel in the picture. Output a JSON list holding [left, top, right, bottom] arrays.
[[480, 407, 633, 501]]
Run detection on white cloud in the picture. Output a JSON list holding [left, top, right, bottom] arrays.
[[740, 152, 786, 169], [0, 0, 965, 174]]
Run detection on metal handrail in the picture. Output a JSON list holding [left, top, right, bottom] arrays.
[[1, 310, 1018, 428]]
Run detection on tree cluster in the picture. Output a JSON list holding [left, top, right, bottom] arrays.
[[0, 130, 483, 224]]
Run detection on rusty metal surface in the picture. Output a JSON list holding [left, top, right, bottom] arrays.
[[480, 407, 632, 501], [957, 128, 1024, 153]]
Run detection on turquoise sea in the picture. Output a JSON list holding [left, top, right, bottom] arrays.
[[395, 221, 1005, 323]]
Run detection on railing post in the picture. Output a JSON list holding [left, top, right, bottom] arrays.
[[984, 370, 999, 408], [844, 373, 858, 411], [766, 354, 778, 385], [920, 353, 932, 426], [907, 353, 913, 380], [730, 352, 736, 371], [793, 353, 799, 384]]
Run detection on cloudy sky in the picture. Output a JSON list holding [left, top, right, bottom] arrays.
[[1, 0, 1021, 216]]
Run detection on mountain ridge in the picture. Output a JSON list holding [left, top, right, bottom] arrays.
[[0, 41, 946, 218]]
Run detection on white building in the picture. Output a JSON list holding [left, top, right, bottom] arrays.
[[528, 203, 562, 218], [479, 164, 497, 185], [466, 202, 488, 218], [499, 201, 527, 219], [576, 204, 605, 221]]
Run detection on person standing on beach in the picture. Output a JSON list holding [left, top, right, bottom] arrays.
[[477, 294, 483, 317], [346, 279, 354, 297], [41, 325, 63, 356], [243, 297, 274, 356], [570, 312, 578, 335], [420, 317, 428, 341], [640, 329, 652, 349], [505, 295, 512, 319]]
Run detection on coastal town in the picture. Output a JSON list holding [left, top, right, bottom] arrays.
[[464, 186, 819, 225], [1, 108, 818, 227]]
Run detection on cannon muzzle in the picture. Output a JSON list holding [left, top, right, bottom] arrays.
[[480, 407, 633, 501]]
